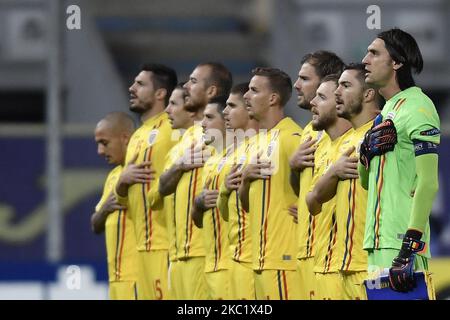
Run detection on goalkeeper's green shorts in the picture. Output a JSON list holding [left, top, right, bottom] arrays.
[[367, 248, 428, 270]]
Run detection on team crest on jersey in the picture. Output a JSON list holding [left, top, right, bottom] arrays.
[[339, 140, 351, 154], [148, 129, 159, 146]]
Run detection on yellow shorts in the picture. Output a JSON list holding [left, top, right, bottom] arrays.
[[341, 271, 368, 300], [205, 269, 230, 300], [296, 257, 316, 300], [168, 260, 182, 300], [315, 272, 345, 300], [109, 281, 137, 300], [136, 250, 169, 300], [254, 269, 301, 300], [229, 260, 255, 300], [177, 257, 210, 300]]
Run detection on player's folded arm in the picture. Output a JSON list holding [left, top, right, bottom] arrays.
[[113, 184, 128, 206], [306, 190, 321, 216], [217, 182, 230, 221]]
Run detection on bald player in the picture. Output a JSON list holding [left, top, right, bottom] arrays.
[[92, 111, 140, 300]]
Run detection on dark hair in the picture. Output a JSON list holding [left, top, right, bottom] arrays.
[[320, 73, 340, 87], [343, 63, 367, 87], [344, 63, 383, 107], [198, 62, 233, 97], [174, 82, 188, 100], [301, 50, 345, 80], [208, 95, 228, 116], [140, 63, 178, 105], [252, 67, 292, 106], [230, 82, 250, 96], [377, 28, 423, 90]]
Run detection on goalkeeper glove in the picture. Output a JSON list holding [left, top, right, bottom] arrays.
[[389, 229, 425, 293], [360, 116, 397, 169]]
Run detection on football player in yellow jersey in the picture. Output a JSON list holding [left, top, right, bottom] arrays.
[[159, 63, 232, 299], [308, 64, 381, 299], [289, 51, 345, 300], [163, 83, 197, 300], [114, 64, 177, 300], [218, 83, 259, 300], [239, 67, 303, 300], [191, 96, 231, 299], [306, 74, 354, 300], [92, 112, 140, 300]]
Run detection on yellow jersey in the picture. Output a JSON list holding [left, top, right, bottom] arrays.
[[169, 124, 207, 260], [160, 130, 188, 262], [296, 121, 329, 260], [96, 165, 138, 282], [247, 117, 302, 271], [313, 128, 354, 274], [218, 137, 256, 265], [118, 112, 176, 252], [201, 148, 231, 272], [335, 120, 373, 272]]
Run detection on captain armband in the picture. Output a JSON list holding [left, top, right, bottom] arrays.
[[413, 139, 438, 156]]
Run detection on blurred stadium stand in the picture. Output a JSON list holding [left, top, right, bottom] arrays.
[[0, 0, 449, 299]]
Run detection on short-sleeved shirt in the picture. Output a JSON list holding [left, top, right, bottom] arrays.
[[364, 87, 440, 258], [162, 131, 185, 262], [201, 149, 231, 272], [296, 121, 328, 260], [334, 120, 373, 272], [246, 117, 303, 271], [217, 135, 257, 266], [313, 128, 354, 274], [117, 112, 176, 252], [169, 125, 209, 260], [96, 166, 138, 282]]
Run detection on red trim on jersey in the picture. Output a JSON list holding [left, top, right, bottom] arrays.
[[187, 168, 199, 255], [261, 177, 271, 270], [374, 155, 386, 249], [215, 177, 222, 264], [145, 146, 154, 251], [117, 209, 127, 280], [282, 270, 289, 300], [394, 98, 406, 112], [345, 180, 357, 271]]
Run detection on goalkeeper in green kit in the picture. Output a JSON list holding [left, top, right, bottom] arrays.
[[359, 28, 440, 297]]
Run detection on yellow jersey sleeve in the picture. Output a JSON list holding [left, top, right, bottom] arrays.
[[121, 112, 176, 252], [297, 126, 329, 259], [313, 128, 354, 273], [334, 121, 372, 272], [249, 117, 302, 271], [99, 166, 138, 282]]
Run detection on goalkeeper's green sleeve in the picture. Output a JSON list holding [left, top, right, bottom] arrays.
[[408, 153, 439, 233], [358, 162, 369, 190]]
